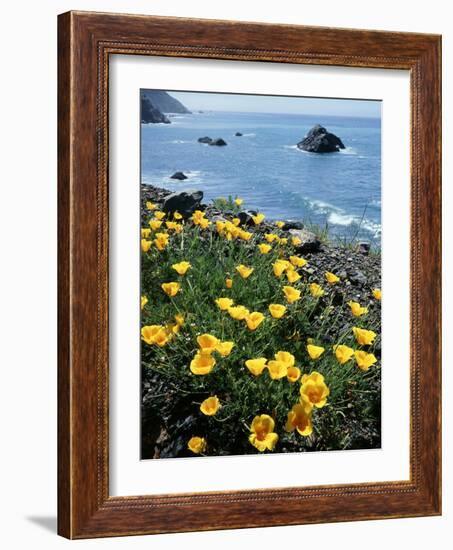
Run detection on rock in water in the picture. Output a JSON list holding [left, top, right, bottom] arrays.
[[162, 190, 203, 217], [170, 171, 188, 180], [198, 136, 213, 144], [141, 97, 170, 124], [209, 138, 227, 146], [297, 124, 345, 153], [235, 132, 243, 136]]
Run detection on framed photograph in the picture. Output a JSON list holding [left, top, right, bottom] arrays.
[[58, 11, 441, 538]]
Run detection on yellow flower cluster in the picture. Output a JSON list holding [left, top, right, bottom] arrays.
[[141, 314, 184, 347], [216, 220, 252, 241], [190, 333, 234, 375]]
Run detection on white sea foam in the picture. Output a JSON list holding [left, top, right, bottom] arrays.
[[339, 146, 358, 155], [305, 197, 381, 238]]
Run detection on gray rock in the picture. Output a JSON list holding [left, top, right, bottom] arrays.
[[282, 220, 304, 231], [162, 190, 203, 217], [349, 270, 367, 285], [288, 228, 321, 253], [235, 132, 243, 136], [198, 136, 212, 144], [238, 210, 258, 226], [297, 124, 345, 153], [209, 138, 227, 146], [357, 241, 371, 255], [170, 171, 188, 180]]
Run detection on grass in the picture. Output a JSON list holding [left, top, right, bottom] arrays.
[[140, 204, 381, 458]]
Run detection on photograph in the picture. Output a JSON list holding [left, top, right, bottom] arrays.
[[140, 89, 382, 459]]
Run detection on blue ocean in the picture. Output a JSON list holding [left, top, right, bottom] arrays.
[[141, 111, 381, 244]]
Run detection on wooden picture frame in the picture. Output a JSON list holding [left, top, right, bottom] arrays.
[[58, 10, 441, 539]]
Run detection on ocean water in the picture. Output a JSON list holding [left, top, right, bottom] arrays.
[[141, 111, 381, 244]]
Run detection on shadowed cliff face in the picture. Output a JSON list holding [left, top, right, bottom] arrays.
[[141, 97, 170, 124], [141, 90, 191, 114]]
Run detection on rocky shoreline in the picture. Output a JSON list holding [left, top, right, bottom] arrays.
[[141, 183, 381, 345]]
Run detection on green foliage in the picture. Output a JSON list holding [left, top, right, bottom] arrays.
[[141, 213, 381, 458]]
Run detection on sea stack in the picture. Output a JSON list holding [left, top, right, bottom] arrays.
[[297, 125, 345, 153]]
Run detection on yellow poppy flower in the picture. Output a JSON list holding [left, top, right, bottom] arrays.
[[215, 341, 234, 357], [239, 230, 252, 241], [154, 232, 169, 251], [265, 233, 279, 243], [245, 358, 267, 376], [372, 288, 382, 300], [190, 353, 216, 375], [200, 396, 221, 416], [188, 436, 206, 454], [141, 239, 152, 252], [165, 221, 177, 231], [325, 271, 340, 284], [278, 237, 288, 245], [149, 219, 163, 231], [225, 278, 233, 289], [173, 211, 183, 220], [197, 333, 219, 353], [286, 269, 301, 283], [174, 313, 185, 326], [309, 283, 324, 298], [285, 402, 313, 436], [347, 300, 368, 317], [290, 256, 307, 268], [307, 344, 325, 360], [268, 303, 287, 319], [192, 210, 206, 225], [215, 297, 234, 311], [161, 281, 180, 297], [215, 221, 225, 234], [273, 259, 290, 277], [249, 414, 278, 452], [141, 325, 163, 344], [154, 211, 166, 220], [352, 326, 377, 346], [287, 366, 301, 383], [141, 325, 170, 347], [232, 217, 241, 226], [283, 286, 301, 304], [141, 295, 148, 310], [252, 213, 265, 225], [234, 198, 243, 206], [245, 312, 265, 331], [267, 360, 288, 380], [172, 261, 192, 275], [146, 201, 157, 210], [291, 236, 302, 246], [300, 371, 330, 409], [236, 265, 254, 279], [141, 228, 151, 238], [258, 243, 272, 254], [228, 305, 250, 320], [166, 322, 180, 335], [200, 217, 211, 230], [275, 221, 285, 229], [274, 351, 295, 367], [354, 350, 378, 371], [333, 344, 354, 364]]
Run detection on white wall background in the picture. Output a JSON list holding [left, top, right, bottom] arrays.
[[0, 1, 449, 548]]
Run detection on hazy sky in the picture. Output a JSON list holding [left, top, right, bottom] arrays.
[[169, 90, 381, 118]]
